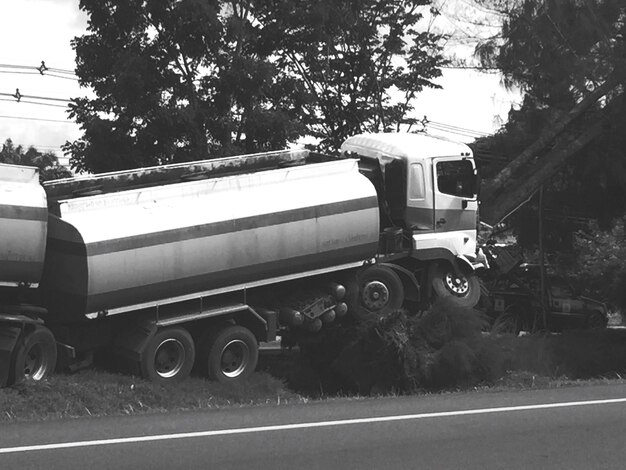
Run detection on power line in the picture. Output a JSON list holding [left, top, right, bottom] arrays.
[[17, 100, 69, 109], [0, 70, 40, 75], [0, 91, 71, 103], [0, 114, 75, 124], [420, 117, 491, 138], [0, 62, 76, 75]]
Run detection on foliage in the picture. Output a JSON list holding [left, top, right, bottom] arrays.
[[291, 300, 491, 394], [288, 300, 626, 396], [262, 0, 446, 151], [472, 0, 626, 230], [65, 0, 445, 172], [564, 220, 626, 309], [0, 139, 72, 181]]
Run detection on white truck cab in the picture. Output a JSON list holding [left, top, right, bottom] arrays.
[[342, 133, 486, 306]]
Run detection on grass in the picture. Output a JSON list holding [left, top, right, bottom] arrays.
[[0, 369, 305, 423], [4, 311, 626, 423]]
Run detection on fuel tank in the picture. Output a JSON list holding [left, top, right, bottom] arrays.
[[0, 164, 47, 285], [40, 158, 379, 320]]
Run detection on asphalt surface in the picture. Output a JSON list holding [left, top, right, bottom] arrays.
[[2, 383, 626, 469]]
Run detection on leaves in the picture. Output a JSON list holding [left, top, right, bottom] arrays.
[[0, 139, 72, 182], [65, 0, 445, 171], [474, 0, 626, 227]]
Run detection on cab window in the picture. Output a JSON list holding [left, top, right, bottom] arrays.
[[436, 160, 475, 198], [409, 163, 425, 200]]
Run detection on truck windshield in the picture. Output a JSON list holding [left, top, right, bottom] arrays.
[[436, 160, 475, 198]]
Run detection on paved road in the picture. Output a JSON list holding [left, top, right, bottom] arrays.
[[3, 383, 626, 469]]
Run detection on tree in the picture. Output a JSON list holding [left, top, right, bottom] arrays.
[[261, 0, 447, 151], [65, 0, 308, 173], [0, 139, 72, 181], [65, 0, 446, 172], [471, 0, 626, 227]]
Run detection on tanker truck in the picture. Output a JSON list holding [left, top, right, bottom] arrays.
[[0, 132, 486, 387]]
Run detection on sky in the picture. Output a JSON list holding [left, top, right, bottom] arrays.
[[0, 0, 520, 168]]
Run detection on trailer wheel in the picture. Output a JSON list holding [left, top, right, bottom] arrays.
[[12, 325, 57, 384], [430, 262, 480, 308], [140, 327, 195, 383], [347, 265, 405, 321], [198, 326, 258, 383]]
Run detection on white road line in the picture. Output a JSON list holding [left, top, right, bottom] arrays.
[[2, 397, 626, 454]]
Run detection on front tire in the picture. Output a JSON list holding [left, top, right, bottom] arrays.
[[430, 262, 480, 308], [140, 327, 195, 383]]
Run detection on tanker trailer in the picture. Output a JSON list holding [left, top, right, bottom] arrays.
[[0, 132, 485, 387], [1, 150, 381, 386], [0, 164, 57, 387]]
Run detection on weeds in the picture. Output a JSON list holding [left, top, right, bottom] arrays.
[[0, 369, 304, 423], [287, 300, 626, 396]]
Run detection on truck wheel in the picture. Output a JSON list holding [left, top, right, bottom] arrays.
[[12, 325, 57, 384], [199, 325, 258, 383], [430, 262, 480, 308], [140, 327, 195, 383], [348, 265, 405, 320]]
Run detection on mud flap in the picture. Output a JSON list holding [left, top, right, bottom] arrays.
[[0, 325, 22, 387], [111, 320, 158, 374]]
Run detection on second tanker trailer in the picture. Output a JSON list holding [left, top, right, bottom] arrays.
[[0, 132, 486, 386]]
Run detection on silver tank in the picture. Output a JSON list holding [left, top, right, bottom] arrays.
[[0, 164, 48, 285], [40, 158, 379, 320]]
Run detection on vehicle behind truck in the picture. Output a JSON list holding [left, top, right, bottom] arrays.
[[0, 132, 485, 386]]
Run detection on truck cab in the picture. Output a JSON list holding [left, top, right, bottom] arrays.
[[341, 133, 482, 265], [341, 133, 485, 308]]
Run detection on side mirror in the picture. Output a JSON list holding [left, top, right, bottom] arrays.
[[462, 199, 468, 209]]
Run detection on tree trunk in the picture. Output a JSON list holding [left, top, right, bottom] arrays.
[[481, 74, 619, 203], [481, 119, 606, 225]]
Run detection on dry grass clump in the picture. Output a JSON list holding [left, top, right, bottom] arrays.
[[287, 301, 626, 396]]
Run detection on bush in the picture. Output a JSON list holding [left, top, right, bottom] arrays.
[[286, 299, 626, 396], [566, 220, 626, 310]]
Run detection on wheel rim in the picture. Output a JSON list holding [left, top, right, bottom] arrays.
[[154, 338, 186, 379], [443, 272, 470, 296], [23, 343, 47, 381], [361, 280, 390, 310], [221, 339, 250, 378]]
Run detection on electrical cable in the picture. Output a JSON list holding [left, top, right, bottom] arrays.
[[0, 114, 74, 124], [17, 100, 69, 109]]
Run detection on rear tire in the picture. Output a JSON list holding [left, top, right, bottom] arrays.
[[198, 325, 258, 383], [140, 327, 195, 383], [12, 325, 57, 384], [430, 262, 480, 308]]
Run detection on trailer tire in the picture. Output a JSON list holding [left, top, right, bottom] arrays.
[[199, 325, 258, 383], [140, 327, 195, 383], [12, 325, 57, 384], [347, 265, 405, 321], [430, 262, 480, 308]]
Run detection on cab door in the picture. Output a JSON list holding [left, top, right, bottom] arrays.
[[432, 157, 478, 233]]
